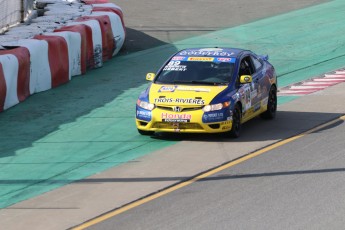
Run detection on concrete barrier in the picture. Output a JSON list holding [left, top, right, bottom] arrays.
[[2, 39, 52, 94], [82, 0, 109, 4], [77, 15, 114, 61], [91, 11, 125, 56], [32, 15, 74, 23], [0, 63, 6, 112], [92, 3, 125, 32], [67, 19, 103, 69], [44, 31, 82, 78], [33, 35, 70, 88], [55, 25, 90, 75], [0, 0, 126, 111], [0, 54, 18, 110], [0, 47, 30, 110]]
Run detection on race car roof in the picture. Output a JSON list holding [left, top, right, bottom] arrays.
[[176, 47, 245, 58]]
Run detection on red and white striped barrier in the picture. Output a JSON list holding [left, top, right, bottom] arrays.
[[0, 0, 126, 111], [0, 63, 6, 112], [54, 24, 90, 75], [44, 31, 82, 78], [2, 39, 52, 94], [67, 19, 103, 69], [0, 47, 30, 110], [33, 35, 70, 88], [77, 15, 114, 62], [92, 3, 125, 33], [82, 0, 109, 4], [91, 11, 125, 55]]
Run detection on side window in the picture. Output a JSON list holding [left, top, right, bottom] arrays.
[[251, 56, 263, 71], [239, 56, 255, 76]]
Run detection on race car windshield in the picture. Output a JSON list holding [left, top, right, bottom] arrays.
[[155, 59, 235, 85]]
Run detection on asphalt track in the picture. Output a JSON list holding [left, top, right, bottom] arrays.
[[86, 111, 345, 230], [1, 0, 345, 229]]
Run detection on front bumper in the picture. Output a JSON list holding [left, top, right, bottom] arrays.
[[136, 107, 233, 133]]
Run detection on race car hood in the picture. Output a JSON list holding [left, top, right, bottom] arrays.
[[149, 84, 228, 106]]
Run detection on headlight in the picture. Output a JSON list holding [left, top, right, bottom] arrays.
[[137, 99, 155, 111], [203, 101, 230, 112]]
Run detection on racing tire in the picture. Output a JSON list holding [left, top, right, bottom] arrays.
[[261, 86, 277, 119], [228, 104, 241, 138], [137, 129, 154, 136]]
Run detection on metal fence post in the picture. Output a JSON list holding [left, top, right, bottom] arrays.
[[21, 0, 25, 23]]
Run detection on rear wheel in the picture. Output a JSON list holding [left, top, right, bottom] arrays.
[[261, 86, 277, 119], [137, 129, 154, 136], [228, 104, 241, 138]]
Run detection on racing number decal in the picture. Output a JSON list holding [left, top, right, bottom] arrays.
[[168, 61, 181, 66], [163, 61, 187, 71]]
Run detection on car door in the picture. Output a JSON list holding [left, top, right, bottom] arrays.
[[249, 54, 265, 113], [238, 55, 260, 117]]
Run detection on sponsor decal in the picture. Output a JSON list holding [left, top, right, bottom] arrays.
[[154, 98, 205, 105], [187, 57, 214, 62], [177, 86, 211, 92], [216, 58, 235, 63], [205, 113, 224, 118], [158, 86, 177, 92], [250, 89, 258, 98], [155, 98, 173, 103], [178, 50, 235, 57], [136, 109, 151, 121], [203, 110, 230, 123], [232, 93, 240, 100], [175, 98, 205, 104], [161, 112, 191, 123], [243, 85, 252, 110], [163, 65, 186, 71], [254, 103, 261, 112], [172, 56, 187, 61], [222, 126, 231, 130], [199, 48, 224, 52]]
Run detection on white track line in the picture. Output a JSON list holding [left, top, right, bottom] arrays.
[[290, 85, 327, 90], [324, 74, 345, 78], [312, 78, 345, 82]]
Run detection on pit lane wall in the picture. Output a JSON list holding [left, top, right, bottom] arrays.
[[0, 0, 125, 112]]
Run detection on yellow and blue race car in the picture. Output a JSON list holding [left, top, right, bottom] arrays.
[[136, 47, 277, 137]]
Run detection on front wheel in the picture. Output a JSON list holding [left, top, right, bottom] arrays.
[[228, 104, 241, 138], [137, 129, 154, 136], [261, 86, 277, 119]]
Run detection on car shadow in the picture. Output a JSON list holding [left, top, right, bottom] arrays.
[[118, 27, 168, 55], [0, 27, 178, 159], [151, 110, 344, 142]]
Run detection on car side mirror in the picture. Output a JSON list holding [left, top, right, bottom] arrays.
[[146, 73, 156, 81], [239, 75, 252, 84]]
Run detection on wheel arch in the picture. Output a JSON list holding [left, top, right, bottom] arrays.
[[235, 101, 242, 117]]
